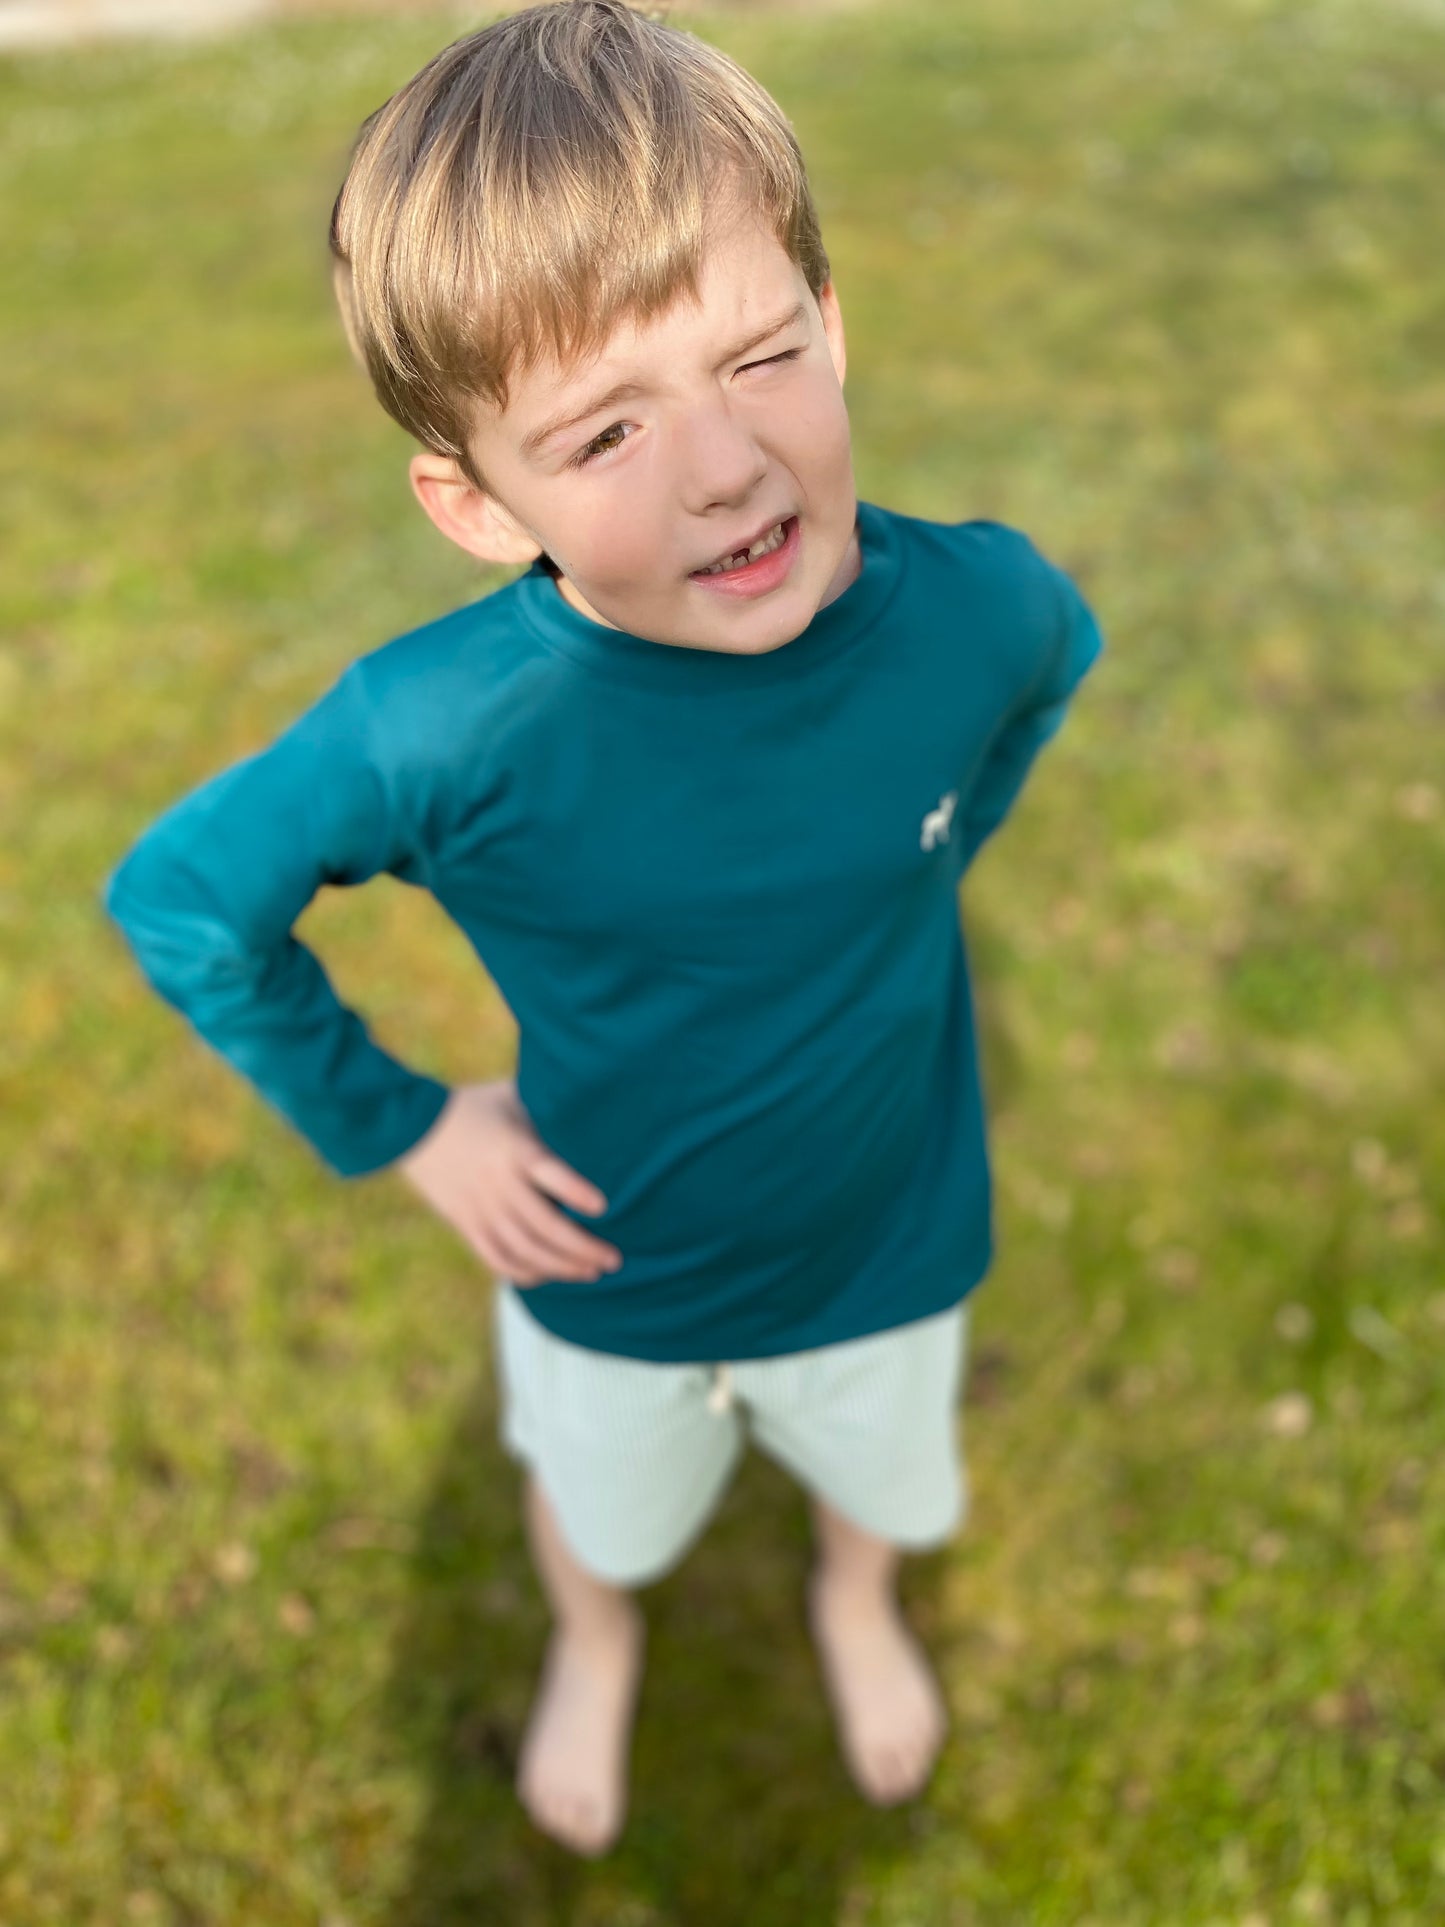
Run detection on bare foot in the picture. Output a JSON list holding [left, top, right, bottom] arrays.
[[516, 1603, 647, 1856], [806, 1565, 949, 1805]]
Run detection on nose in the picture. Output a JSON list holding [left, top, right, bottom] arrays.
[[674, 391, 769, 515]]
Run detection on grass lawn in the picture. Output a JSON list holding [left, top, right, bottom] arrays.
[[4, 0, 1444, 1919]]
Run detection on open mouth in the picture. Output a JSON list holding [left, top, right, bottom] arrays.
[[687, 515, 801, 596], [690, 516, 794, 577]]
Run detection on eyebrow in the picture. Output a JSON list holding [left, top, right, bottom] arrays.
[[519, 299, 811, 460]]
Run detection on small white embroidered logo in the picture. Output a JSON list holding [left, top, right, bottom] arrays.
[[920, 790, 958, 852]]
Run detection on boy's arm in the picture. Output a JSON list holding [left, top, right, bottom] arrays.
[[956, 550, 1105, 873], [102, 663, 451, 1178]]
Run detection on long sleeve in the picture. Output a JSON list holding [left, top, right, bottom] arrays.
[[101, 663, 451, 1178], [956, 551, 1105, 872]]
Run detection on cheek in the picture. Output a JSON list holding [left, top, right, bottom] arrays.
[[581, 512, 666, 593], [785, 375, 852, 471], [564, 501, 661, 589]]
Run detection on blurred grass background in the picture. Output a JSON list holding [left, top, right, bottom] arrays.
[[4, 0, 1445, 1919]]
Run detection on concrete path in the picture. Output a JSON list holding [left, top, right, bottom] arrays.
[[0, 0, 868, 54], [0, 0, 276, 48]]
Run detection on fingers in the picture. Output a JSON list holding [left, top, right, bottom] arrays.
[[487, 1194, 624, 1287], [512, 1189, 622, 1275], [471, 1214, 548, 1284], [403, 1088, 621, 1287], [485, 1151, 618, 1285], [525, 1152, 608, 1220]]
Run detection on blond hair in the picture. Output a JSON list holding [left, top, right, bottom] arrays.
[[328, 0, 831, 494]]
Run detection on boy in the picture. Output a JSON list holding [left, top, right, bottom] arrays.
[[103, 0, 1103, 1860]]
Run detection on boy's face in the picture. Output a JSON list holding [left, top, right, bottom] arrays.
[[409, 195, 859, 655]]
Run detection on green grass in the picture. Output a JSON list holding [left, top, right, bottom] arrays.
[[4, 0, 1445, 1918]]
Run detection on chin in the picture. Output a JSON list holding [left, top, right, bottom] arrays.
[[715, 595, 816, 655], [732, 628, 807, 659]]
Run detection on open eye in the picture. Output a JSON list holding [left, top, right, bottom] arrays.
[[569, 421, 632, 468]]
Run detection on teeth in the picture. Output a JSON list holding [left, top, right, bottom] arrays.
[[746, 520, 786, 562], [697, 519, 788, 576]]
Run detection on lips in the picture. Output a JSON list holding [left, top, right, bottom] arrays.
[[690, 513, 796, 576], [686, 512, 801, 600]]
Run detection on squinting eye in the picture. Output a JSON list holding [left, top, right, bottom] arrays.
[[570, 421, 631, 469], [568, 349, 805, 469], [745, 348, 804, 371]]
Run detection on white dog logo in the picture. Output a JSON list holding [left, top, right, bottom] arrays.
[[919, 790, 958, 852]]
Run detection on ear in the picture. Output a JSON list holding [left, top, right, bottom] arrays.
[[408, 453, 542, 566], [817, 278, 847, 389]]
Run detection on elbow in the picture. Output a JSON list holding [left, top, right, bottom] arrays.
[[102, 844, 268, 1005]]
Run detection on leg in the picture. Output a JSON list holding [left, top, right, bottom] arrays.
[[515, 1471, 647, 1857], [805, 1492, 949, 1805]]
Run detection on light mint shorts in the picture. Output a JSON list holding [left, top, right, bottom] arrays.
[[493, 1281, 972, 1588]]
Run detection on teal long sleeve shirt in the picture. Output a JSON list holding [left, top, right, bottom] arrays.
[[103, 501, 1104, 1362]]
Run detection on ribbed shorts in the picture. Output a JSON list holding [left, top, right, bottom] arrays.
[[493, 1280, 972, 1588]]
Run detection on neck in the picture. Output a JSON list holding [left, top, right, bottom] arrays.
[[817, 518, 862, 610]]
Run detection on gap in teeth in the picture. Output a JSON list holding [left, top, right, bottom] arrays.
[[701, 519, 787, 574]]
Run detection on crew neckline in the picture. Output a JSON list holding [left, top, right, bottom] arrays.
[[513, 499, 904, 692]]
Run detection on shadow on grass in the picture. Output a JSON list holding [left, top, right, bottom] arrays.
[[381, 909, 1014, 1922], [379, 1363, 964, 1926]]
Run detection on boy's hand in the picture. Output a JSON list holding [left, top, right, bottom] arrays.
[[397, 1079, 622, 1286]]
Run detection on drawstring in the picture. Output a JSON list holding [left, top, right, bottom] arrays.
[[706, 1362, 735, 1414]]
